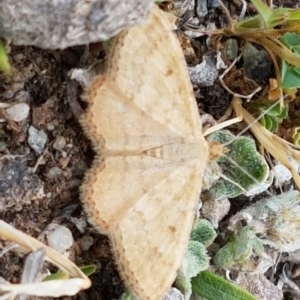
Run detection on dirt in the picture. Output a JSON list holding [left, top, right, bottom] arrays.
[[0, 44, 123, 299], [0, 1, 299, 300]]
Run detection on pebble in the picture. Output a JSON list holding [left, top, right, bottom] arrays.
[[0, 141, 7, 152], [27, 126, 47, 154], [46, 225, 73, 253], [243, 43, 272, 83], [273, 164, 292, 186], [163, 288, 184, 300], [77, 236, 94, 252], [53, 135, 66, 151], [207, 0, 220, 8], [46, 123, 55, 131], [196, 0, 208, 18], [45, 166, 63, 179], [6, 103, 30, 122], [273, 158, 299, 187]]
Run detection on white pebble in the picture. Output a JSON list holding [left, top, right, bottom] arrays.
[[46, 225, 73, 253], [273, 164, 292, 186], [46, 123, 55, 131], [53, 136, 66, 151], [28, 126, 47, 154], [6, 103, 30, 122]]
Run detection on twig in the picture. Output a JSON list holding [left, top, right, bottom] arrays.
[[218, 52, 262, 100], [217, 0, 233, 26]]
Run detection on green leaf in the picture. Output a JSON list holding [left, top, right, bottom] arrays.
[[190, 219, 217, 247], [120, 291, 136, 300], [261, 115, 278, 132], [279, 32, 300, 48], [214, 226, 260, 269], [43, 271, 69, 282], [250, 0, 272, 28], [233, 226, 256, 261], [207, 130, 269, 199], [176, 241, 210, 298], [260, 115, 267, 128], [281, 65, 300, 88], [293, 45, 300, 55], [42, 264, 96, 281], [0, 42, 10, 73], [192, 270, 258, 300], [277, 105, 288, 119], [287, 10, 300, 21], [252, 236, 264, 255], [269, 116, 278, 132], [183, 241, 210, 278], [235, 15, 264, 30], [80, 264, 96, 277], [281, 59, 288, 82], [294, 132, 300, 147], [264, 103, 281, 116], [214, 243, 234, 269]]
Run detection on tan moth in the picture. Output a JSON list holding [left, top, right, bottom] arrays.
[[80, 4, 208, 300], [79, 3, 290, 300]]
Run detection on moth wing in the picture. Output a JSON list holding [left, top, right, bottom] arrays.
[[108, 158, 204, 300], [84, 5, 202, 143]]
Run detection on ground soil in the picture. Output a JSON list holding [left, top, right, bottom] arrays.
[[0, 1, 300, 300]]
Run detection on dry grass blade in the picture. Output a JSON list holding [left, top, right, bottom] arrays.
[[19, 248, 46, 300], [0, 220, 91, 298]]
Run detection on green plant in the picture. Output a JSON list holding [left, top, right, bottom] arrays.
[[214, 225, 264, 269], [175, 219, 216, 298], [232, 96, 300, 190], [0, 42, 10, 73], [211, 0, 300, 98], [43, 265, 96, 281], [214, 190, 300, 271], [248, 98, 288, 132], [280, 32, 300, 94], [192, 271, 257, 300], [239, 190, 300, 251], [204, 130, 270, 199]]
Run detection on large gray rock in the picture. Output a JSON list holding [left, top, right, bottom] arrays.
[[0, 0, 154, 49]]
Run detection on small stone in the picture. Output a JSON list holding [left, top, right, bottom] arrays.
[[243, 43, 272, 83], [188, 51, 226, 87], [46, 225, 73, 253], [45, 167, 63, 179], [11, 82, 24, 94], [15, 91, 31, 103], [196, 0, 208, 18], [77, 236, 94, 251], [67, 178, 81, 189], [46, 123, 55, 131], [207, 0, 221, 8], [273, 164, 292, 186], [6, 103, 30, 122], [202, 197, 231, 229], [59, 156, 70, 168], [163, 288, 184, 300], [53, 136, 66, 151], [0, 141, 7, 152], [27, 126, 47, 154], [76, 160, 88, 174]]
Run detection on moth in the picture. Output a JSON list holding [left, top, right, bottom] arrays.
[[80, 5, 208, 300]]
